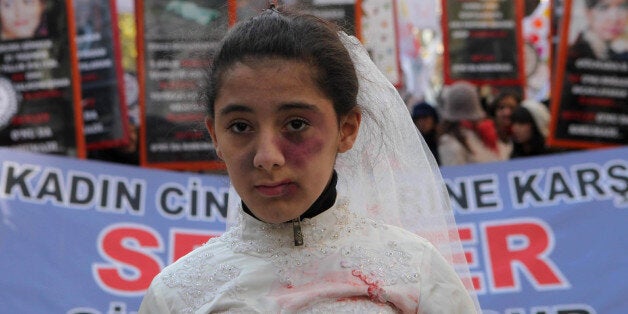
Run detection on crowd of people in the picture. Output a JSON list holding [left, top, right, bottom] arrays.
[[409, 81, 565, 167]]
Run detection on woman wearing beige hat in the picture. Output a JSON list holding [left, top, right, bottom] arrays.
[[438, 81, 508, 166]]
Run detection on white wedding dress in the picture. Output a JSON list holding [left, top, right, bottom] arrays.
[[139, 198, 476, 313]]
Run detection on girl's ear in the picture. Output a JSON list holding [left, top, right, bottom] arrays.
[[338, 108, 361, 153], [205, 116, 223, 160]]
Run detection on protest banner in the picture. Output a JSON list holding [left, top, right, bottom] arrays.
[[137, 0, 228, 170], [0, 145, 626, 312], [441, 0, 526, 87], [75, 0, 130, 150], [548, 0, 628, 149], [0, 147, 228, 312], [0, 0, 85, 157], [232, 0, 361, 36], [440, 147, 627, 313]]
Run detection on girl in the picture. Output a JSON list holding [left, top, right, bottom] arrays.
[[0, 0, 47, 40], [569, 0, 628, 61], [510, 100, 551, 158], [140, 7, 479, 313]]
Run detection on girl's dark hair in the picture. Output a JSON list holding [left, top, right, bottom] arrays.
[[510, 106, 546, 157], [492, 90, 522, 115], [204, 9, 358, 120]]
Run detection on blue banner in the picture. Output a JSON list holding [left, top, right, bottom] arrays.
[[0, 147, 229, 313], [441, 147, 627, 314], [0, 146, 626, 313]]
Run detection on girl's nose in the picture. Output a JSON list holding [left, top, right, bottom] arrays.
[[253, 131, 285, 172]]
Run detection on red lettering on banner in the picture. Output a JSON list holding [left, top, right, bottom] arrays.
[[483, 219, 569, 293], [169, 229, 220, 263], [458, 226, 475, 264], [93, 224, 164, 296], [458, 224, 484, 292]]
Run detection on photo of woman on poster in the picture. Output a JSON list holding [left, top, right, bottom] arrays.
[[568, 0, 628, 61], [550, 0, 628, 148], [0, 0, 48, 40]]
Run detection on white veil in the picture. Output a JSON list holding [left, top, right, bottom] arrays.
[[225, 31, 480, 311], [336, 33, 479, 309]]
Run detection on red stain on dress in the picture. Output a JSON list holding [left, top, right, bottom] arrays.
[[351, 269, 386, 303]]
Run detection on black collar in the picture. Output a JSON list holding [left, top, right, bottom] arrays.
[[242, 170, 338, 222]]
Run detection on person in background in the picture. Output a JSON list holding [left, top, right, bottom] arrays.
[[411, 101, 440, 165], [438, 81, 505, 166], [510, 99, 552, 158], [492, 90, 522, 159], [139, 7, 479, 313], [0, 0, 47, 40]]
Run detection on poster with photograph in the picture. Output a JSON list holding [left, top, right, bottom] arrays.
[[0, 0, 85, 157], [138, 0, 228, 170], [549, 0, 627, 149], [442, 0, 526, 86], [295, 0, 359, 36], [75, 0, 129, 150], [233, 0, 359, 35], [86, 0, 140, 165]]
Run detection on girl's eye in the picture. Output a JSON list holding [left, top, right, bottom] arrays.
[[228, 122, 251, 133], [286, 119, 309, 132]]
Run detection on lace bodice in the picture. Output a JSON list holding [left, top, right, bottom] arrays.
[[139, 199, 477, 313]]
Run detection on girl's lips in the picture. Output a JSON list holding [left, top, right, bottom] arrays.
[[255, 181, 296, 197]]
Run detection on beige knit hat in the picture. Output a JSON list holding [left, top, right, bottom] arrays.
[[440, 81, 486, 121], [520, 99, 550, 138]]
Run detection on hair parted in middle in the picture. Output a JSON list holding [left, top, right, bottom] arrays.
[[204, 8, 358, 121]]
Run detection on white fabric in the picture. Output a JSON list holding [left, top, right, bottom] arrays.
[[139, 199, 477, 313], [336, 33, 477, 298]]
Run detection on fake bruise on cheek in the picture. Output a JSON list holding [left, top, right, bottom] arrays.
[[281, 132, 325, 168], [235, 132, 325, 172]]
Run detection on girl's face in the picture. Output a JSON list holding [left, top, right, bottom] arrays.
[[414, 116, 435, 135], [511, 122, 533, 144], [0, 0, 44, 40], [587, 0, 628, 41], [206, 58, 360, 223]]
